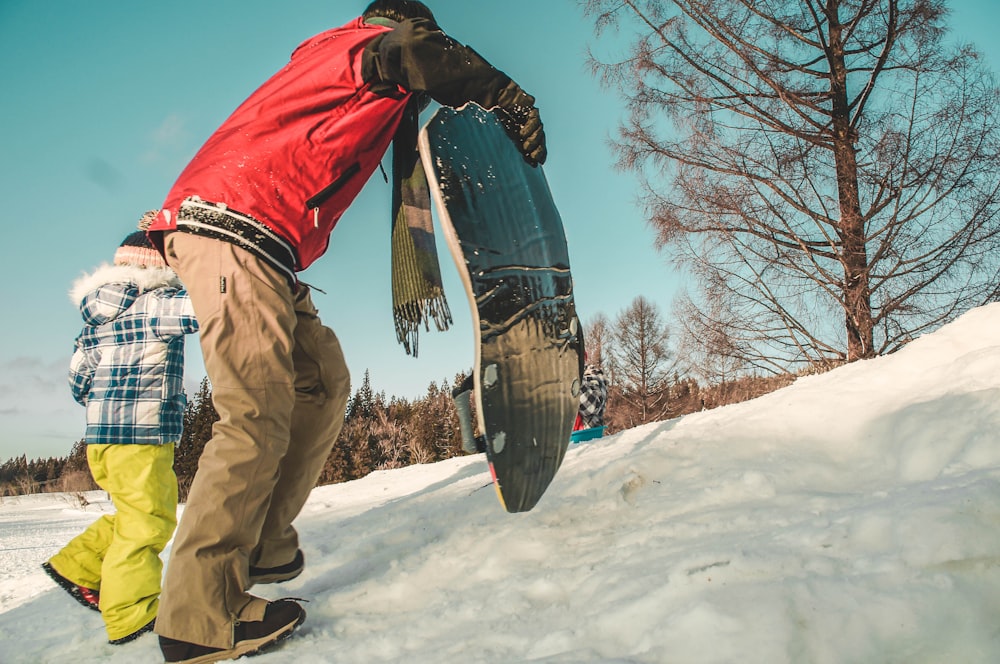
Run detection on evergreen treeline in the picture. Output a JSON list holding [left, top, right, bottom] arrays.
[[1, 327, 807, 499], [2, 371, 467, 501], [0, 438, 94, 497]]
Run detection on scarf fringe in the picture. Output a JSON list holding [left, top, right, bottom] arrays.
[[393, 294, 453, 356]]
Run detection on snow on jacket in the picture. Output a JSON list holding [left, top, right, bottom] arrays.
[[148, 16, 515, 283], [69, 264, 199, 445]]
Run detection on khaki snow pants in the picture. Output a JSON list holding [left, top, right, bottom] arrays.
[[155, 232, 350, 648], [48, 443, 178, 641]]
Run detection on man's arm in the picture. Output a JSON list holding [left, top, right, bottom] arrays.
[[363, 18, 547, 165]]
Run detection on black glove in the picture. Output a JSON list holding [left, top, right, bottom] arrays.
[[494, 81, 547, 167]]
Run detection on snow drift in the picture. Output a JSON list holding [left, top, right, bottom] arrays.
[[2, 304, 999, 663]]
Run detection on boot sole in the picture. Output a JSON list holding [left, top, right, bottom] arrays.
[[109, 619, 155, 645], [248, 550, 304, 588], [247, 568, 303, 587], [41, 562, 100, 612], [171, 611, 305, 664]]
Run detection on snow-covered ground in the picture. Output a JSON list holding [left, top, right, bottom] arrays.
[[2, 304, 1000, 663]]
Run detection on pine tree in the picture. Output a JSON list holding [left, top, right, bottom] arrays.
[[174, 377, 218, 501], [408, 378, 462, 463]]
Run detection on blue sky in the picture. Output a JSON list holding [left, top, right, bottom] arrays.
[[1, 0, 998, 462]]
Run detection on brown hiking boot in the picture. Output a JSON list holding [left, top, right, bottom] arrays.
[[248, 549, 304, 586], [159, 599, 305, 664]]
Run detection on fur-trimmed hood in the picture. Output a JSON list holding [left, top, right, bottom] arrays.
[[70, 263, 181, 306], [70, 264, 182, 327]]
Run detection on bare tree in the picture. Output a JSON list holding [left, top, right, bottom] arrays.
[[583, 0, 1000, 373], [583, 312, 613, 370], [611, 295, 676, 424]]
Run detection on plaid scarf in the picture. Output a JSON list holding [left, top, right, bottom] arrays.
[[391, 100, 452, 356]]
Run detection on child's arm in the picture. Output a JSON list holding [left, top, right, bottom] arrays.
[[149, 288, 200, 338], [68, 345, 96, 406]]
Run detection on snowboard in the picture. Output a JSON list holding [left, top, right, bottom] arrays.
[[418, 103, 582, 513]]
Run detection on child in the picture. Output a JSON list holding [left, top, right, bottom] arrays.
[[574, 353, 608, 432], [42, 214, 199, 645]]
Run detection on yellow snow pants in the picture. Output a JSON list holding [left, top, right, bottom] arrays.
[[47, 443, 178, 641]]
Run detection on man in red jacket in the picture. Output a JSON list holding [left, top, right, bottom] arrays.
[[149, 2, 546, 662]]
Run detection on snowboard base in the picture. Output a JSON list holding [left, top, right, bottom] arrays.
[[420, 104, 581, 512]]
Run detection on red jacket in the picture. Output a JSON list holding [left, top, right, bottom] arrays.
[[149, 18, 409, 272]]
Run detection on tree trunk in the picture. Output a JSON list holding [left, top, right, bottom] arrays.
[[834, 140, 874, 360], [829, 5, 874, 360]]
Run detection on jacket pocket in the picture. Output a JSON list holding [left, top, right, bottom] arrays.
[[306, 162, 361, 211]]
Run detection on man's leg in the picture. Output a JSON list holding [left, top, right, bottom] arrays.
[[250, 286, 351, 574], [155, 232, 298, 649]]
